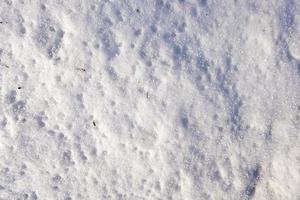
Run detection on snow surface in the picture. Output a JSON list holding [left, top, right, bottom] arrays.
[[0, 0, 299, 199]]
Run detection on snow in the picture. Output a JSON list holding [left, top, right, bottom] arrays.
[[0, 0, 299, 199]]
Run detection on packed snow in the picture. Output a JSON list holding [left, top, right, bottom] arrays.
[[0, 0, 299, 199]]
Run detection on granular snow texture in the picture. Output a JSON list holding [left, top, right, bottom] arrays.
[[0, 0, 299, 199]]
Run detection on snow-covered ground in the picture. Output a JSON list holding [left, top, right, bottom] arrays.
[[0, 0, 299, 199]]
